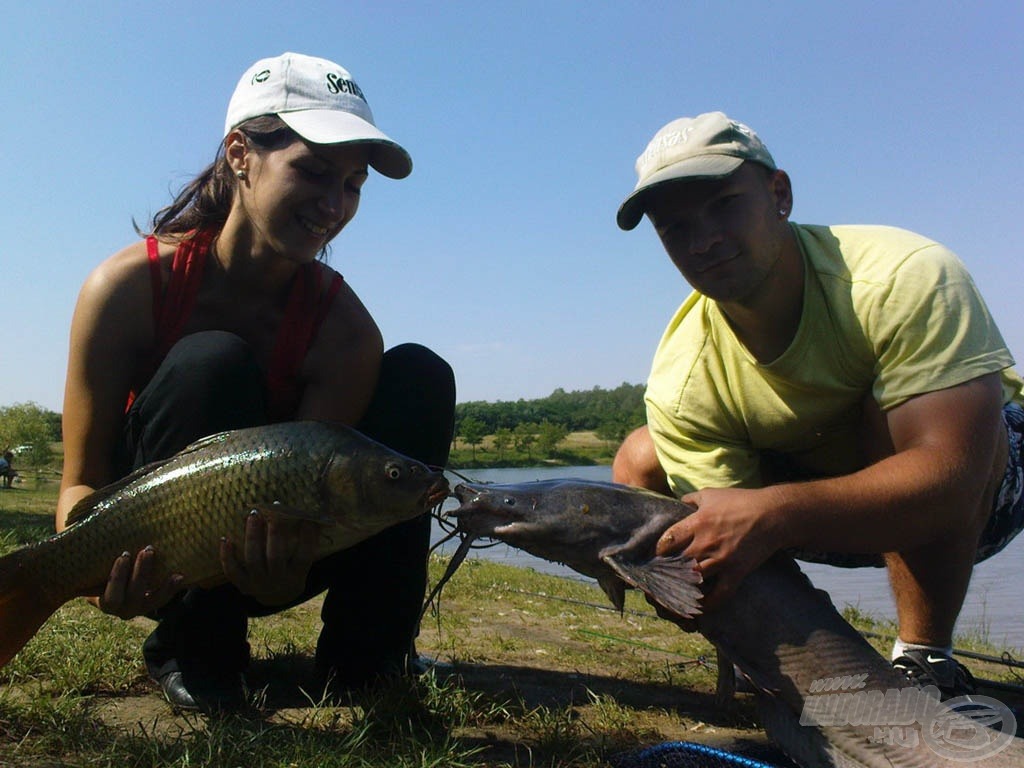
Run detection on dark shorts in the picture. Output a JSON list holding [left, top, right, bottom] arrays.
[[794, 402, 1024, 569]]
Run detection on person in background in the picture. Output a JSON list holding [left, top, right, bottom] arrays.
[[58, 52, 455, 712], [612, 111, 1024, 699], [0, 451, 15, 488]]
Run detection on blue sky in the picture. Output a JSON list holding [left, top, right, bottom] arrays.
[[2, 1, 1022, 412]]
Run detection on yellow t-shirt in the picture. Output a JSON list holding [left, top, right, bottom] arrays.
[[645, 224, 1024, 496]]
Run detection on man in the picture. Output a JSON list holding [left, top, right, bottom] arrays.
[[613, 111, 1024, 698]]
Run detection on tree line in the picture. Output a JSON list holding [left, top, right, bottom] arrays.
[[0, 384, 650, 470], [455, 382, 647, 449]]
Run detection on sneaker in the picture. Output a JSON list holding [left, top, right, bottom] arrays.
[[892, 650, 977, 700]]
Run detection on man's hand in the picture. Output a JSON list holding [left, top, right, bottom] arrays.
[[220, 506, 321, 607], [97, 546, 185, 619], [655, 486, 784, 610]]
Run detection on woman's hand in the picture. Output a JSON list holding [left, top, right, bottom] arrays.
[[96, 546, 185, 619], [220, 507, 321, 607]]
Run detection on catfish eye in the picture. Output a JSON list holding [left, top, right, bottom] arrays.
[[386, 464, 402, 480], [503, 496, 516, 506]]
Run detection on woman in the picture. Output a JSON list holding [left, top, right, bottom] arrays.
[[58, 52, 455, 711]]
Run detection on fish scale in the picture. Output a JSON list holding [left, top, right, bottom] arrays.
[[0, 420, 446, 669]]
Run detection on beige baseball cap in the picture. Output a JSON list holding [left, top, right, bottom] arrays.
[[616, 111, 775, 230], [225, 52, 412, 179]]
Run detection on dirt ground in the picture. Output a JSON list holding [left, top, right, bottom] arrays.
[[75, 579, 1024, 768], [82, 593, 798, 767]]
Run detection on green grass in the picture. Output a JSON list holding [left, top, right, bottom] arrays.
[[0, 479, 1022, 767]]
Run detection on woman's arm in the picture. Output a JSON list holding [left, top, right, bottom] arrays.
[[58, 241, 184, 616], [58, 241, 154, 530]]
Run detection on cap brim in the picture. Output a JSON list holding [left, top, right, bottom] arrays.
[[279, 110, 413, 179], [616, 154, 744, 231]]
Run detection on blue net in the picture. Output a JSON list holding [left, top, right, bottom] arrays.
[[611, 741, 783, 768]]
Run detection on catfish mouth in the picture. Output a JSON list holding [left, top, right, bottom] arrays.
[[450, 483, 527, 535]]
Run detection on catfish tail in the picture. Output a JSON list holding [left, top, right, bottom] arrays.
[[0, 547, 62, 669]]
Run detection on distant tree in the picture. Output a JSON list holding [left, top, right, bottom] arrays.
[[0, 402, 57, 467], [44, 410, 63, 442], [536, 419, 568, 456], [595, 415, 632, 447], [492, 427, 513, 462], [513, 422, 537, 459], [459, 416, 487, 460]]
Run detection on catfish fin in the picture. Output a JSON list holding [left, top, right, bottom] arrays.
[[602, 552, 703, 619], [596, 574, 627, 612]]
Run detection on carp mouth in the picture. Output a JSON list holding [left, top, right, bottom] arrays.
[[422, 474, 450, 509]]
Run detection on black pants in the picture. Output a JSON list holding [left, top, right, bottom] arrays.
[[121, 331, 455, 686]]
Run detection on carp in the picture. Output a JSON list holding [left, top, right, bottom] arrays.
[[446, 478, 1024, 768], [0, 421, 446, 670]]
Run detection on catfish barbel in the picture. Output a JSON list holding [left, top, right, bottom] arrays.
[[0, 421, 447, 670], [445, 479, 1024, 768]]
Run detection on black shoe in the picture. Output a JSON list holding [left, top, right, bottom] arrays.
[[155, 669, 248, 713], [892, 650, 977, 700]]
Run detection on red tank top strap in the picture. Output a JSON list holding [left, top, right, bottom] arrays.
[[158, 230, 213, 354], [318, 271, 344, 326], [128, 231, 213, 412], [266, 262, 343, 419], [145, 236, 163, 330]]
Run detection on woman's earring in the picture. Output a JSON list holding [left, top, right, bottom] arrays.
[[236, 170, 248, 181]]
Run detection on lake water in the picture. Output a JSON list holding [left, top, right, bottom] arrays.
[[432, 465, 1024, 653]]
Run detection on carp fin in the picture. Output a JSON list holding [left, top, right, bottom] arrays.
[[0, 548, 64, 669], [64, 455, 183, 527], [250, 502, 337, 527], [65, 432, 243, 526], [602, 552, 703, 619]]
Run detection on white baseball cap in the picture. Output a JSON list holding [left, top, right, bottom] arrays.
[[617, 112, 775, 230], [224, 52, 412, 179]]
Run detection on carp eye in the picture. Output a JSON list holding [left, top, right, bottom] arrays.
[[386, 464, 402, 480], [503, 496, 516, 506]]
